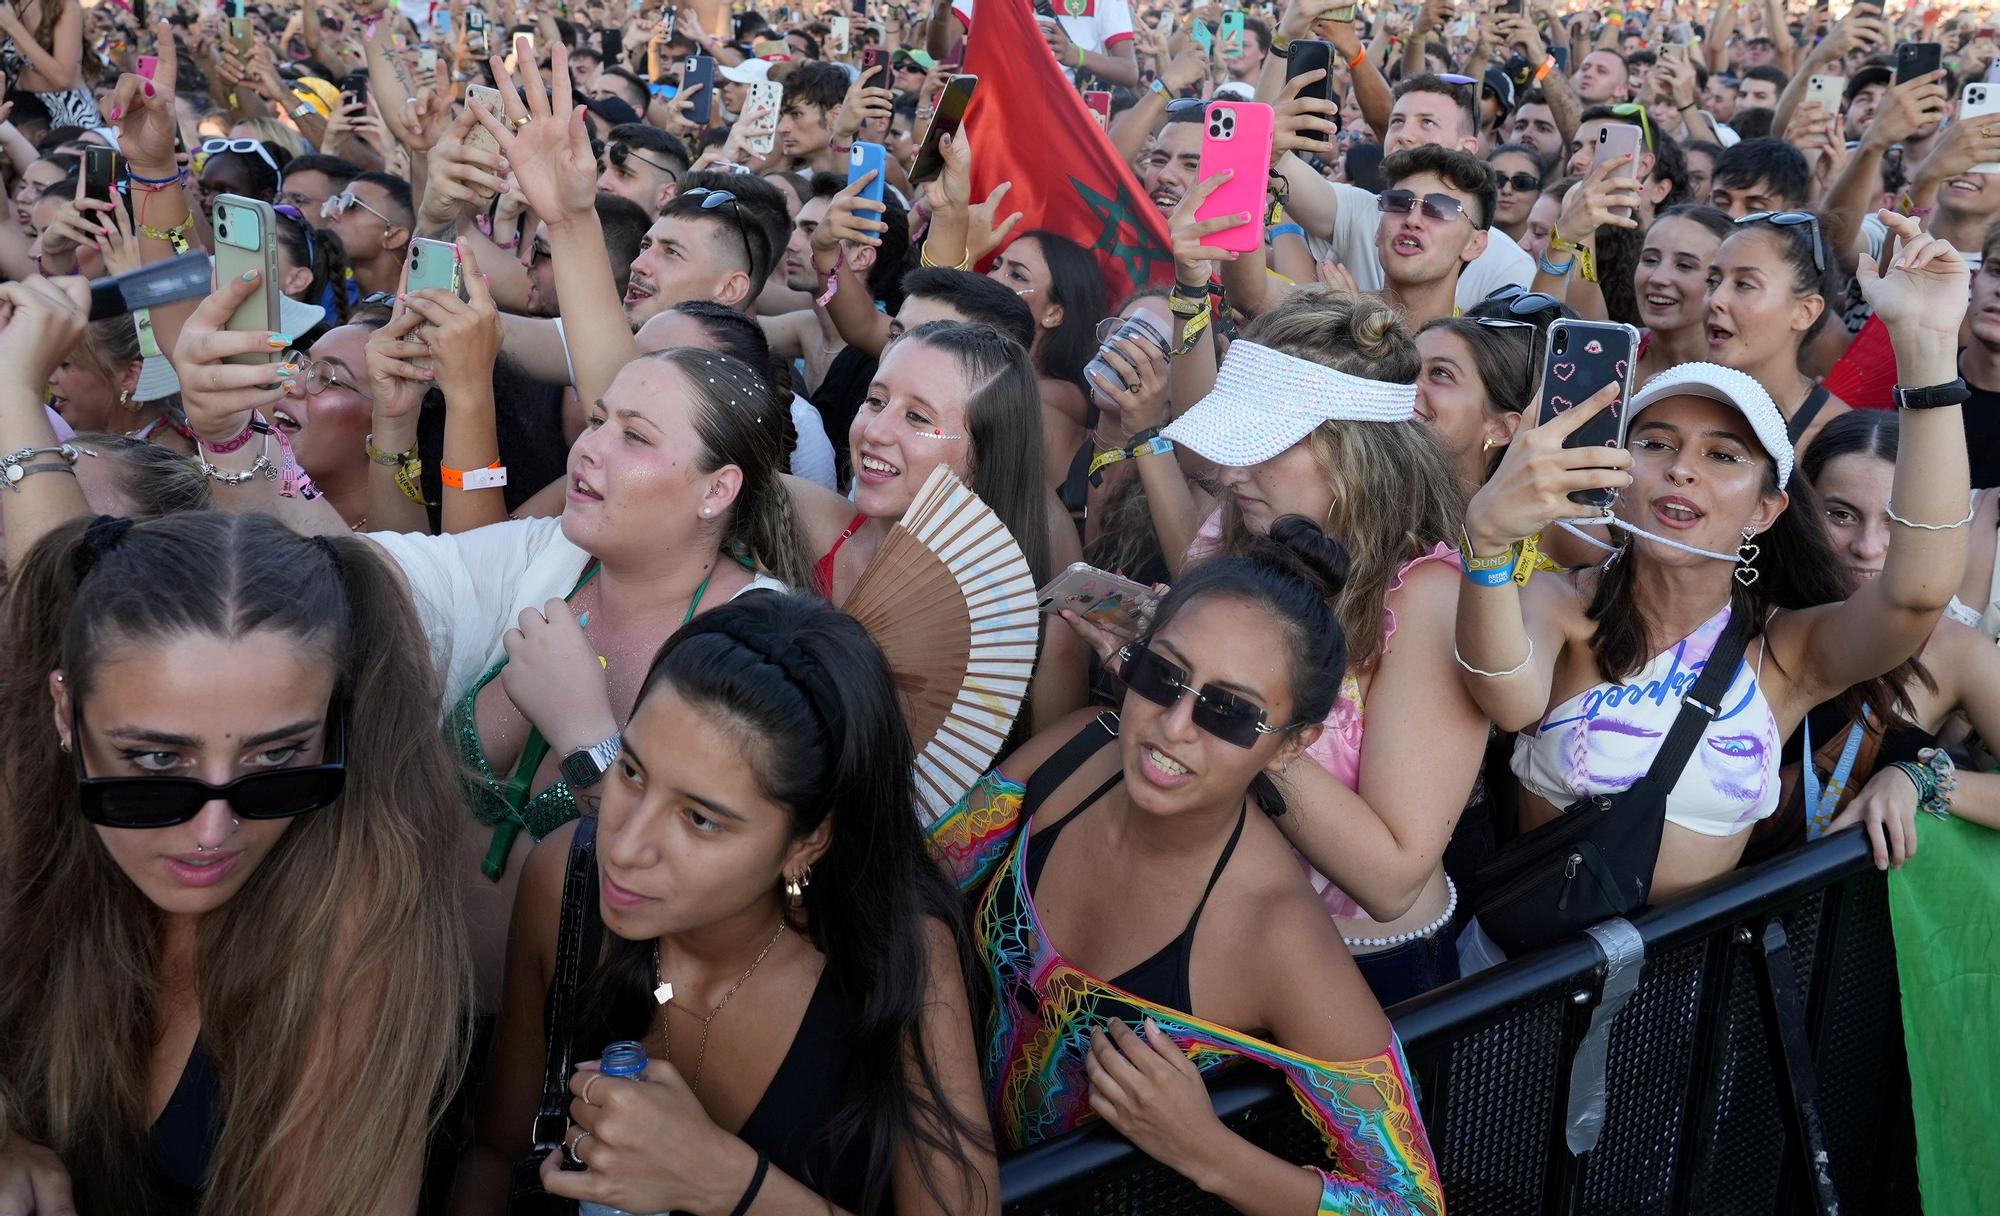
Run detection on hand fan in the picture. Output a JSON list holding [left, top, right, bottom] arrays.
[[844, 465, 1041, 823]]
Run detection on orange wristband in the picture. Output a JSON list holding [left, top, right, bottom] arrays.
[[1534, 53, 1556, 83], [1348, 46, 1368, 68], [441, 459, 507, 490]]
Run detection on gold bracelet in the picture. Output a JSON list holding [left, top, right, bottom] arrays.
[[918, 242, 972, 271]]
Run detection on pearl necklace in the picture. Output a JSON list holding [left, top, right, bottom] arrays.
[[1342, 875, 1458, 950]]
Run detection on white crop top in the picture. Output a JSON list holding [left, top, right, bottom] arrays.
[[1511, 605, 1781, 839]]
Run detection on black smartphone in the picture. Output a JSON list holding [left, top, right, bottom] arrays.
[[83, 144, 123, 207], [1285, 38, 1333, 110], [1535, 319, 1641, 508], [1497, 0, 1523, 12], [1549, 45, 1569, 73], [339, 69, 369, 106], [1896, 41, 1943, 83], [908, 73, 976, 185], [680, 53, 716, 124]]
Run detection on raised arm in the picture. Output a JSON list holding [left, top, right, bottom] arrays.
[[360, 309, 436, 535], [402, 243, 511, 534], [0, 0, 81, 91], [0, 276, 93, 567]]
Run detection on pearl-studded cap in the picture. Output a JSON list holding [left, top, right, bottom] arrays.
[[1626, 362, 1794, 489], [1161, 340, 1419, 467]]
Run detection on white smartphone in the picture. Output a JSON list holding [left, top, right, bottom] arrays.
[[1963, 82, 2000, 173], [746, 79, 781, 155], [1036, 563, 1161, 635], [1804, 73, 1845, 116], [828, 15, 851, 54]]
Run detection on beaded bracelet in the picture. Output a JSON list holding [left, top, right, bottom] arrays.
[[198, 427, 277, 485]]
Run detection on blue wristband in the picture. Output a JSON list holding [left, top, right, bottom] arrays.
[[1461, 557, 1518, 586], [1537, 253, 1576, 276], [1267, 221, 1306, 240]]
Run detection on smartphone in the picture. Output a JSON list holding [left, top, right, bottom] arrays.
[[1448, 11, 1475, 37], [1083, 88, 1111, 128], [1195, 101, 1274, 254], [211, 195, 281, 366], [418, 46, 438, 73], [513, 31, 536, 65], [908, 74, 976, 185], [1896, 41, 1943, 83], [465, 6, 490, 53], [1963, 81, 2000, 172], [136, 53, 159, 79], [848, 141, 887, 206], [1550, 44, 1569, 72], [1189, 18, 1214, 51], [227, 16, 255, 57], [1803, 73, 1844, 116], [851, 0, 867, 14], [465, 84, 504, 158], [746, 79, 782, 155], [1495, 0, 1523, 13], [1036, 564, 1161, 634], [1595, 122, 1644, 218], [1220, 10, 1245, 56], [828, 14, 851, 55], [1285, 38, 1334, 109], [680, 53, 716, 124], [1322, 3, 1357, 21], [862, 45, 888, 79], [83, 145, 123, 207], [339, 69, 370, 106], [1536, 320, 1641, 507], [405, 237, 467, 298]]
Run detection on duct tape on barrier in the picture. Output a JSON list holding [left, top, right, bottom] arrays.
[[1566, 917, 1646, 1155]]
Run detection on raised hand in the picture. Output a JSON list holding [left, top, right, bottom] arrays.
[[103, 20, 182, 174], [1170, 170, 1248, 287], [170, 269, 292, 443], [1554, 151, 1642, 244], [0, 275, 91, 399], [398, 240, 503, 395], [1465, 381, 1634, 549], [1857, 209, 1969, 340], [472, 42, 597, 229]]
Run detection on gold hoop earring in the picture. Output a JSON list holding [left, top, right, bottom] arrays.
[[785, 864, 812, 909]]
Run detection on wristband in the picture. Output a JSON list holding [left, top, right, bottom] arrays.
[[1150, 76, 1173, 97], [728, 1153, 770, 1216], [1462, 560, 1518, 587], [918, 243, 972, 271], [1348, 46, 1369, 69], [139, 212, 195, 254], [1538, 253, 1577, 275], [1892, 378, 1971, 410], [127, 166, 183, 184], [1267, 221, 1306, 240], [202, 414, 270, 455], [1534, 53, 1556, 83], [365, 434, 418, 466], [442, 459, 507, 490], [1458, 524, 1515, 570], [1076, 45, 1087, 69]]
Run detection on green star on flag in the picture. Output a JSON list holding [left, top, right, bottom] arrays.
[[1073, 176, 1175, 288]]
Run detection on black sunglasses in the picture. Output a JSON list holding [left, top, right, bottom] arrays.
[[1494, 171, 1542, 193], [1118, 643, 1283, 749], [1164, 97, 1207, 122], [1378, 188, 1471, 224], [1737, 210, 1826, 273], [1482, 284, 1564, 315], [72, 699, 348, 829], [681, 186, 756, 279]]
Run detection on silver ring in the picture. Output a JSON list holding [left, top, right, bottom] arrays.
[[563, 1129, 592, 1166]]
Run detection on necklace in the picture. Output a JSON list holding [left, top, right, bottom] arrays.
[[653, 918, 787, 1094]]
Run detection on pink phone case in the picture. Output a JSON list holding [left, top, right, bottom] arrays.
[[1194, 101, 1274, 255], [1595, 123, 1644, 219]]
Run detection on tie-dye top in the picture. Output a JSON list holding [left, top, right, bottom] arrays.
[[928, 721, 1447, 1215], [1512, 603, 1780, 838]]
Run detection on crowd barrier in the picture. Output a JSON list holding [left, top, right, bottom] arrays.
[[997, 830, 1923, 1215]]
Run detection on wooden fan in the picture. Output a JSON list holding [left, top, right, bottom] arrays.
[[844, 466, 1042, 824]]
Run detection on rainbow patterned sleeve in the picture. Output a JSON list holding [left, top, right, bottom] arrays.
[[926, 769, 1026, 893]]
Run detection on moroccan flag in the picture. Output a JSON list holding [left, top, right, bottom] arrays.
[[1824, 313, 1899, 411], [960, 0, 1174, 298]]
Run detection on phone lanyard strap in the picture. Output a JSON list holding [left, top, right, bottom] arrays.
[[1801, 716, 1869, 841]]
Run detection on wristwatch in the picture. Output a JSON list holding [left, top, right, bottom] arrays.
[[559, 732, 623, 789], [1892, 378, 1971, 410]]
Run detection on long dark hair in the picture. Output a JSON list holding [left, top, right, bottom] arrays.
[[1021, 231, 1106, 397], [0, 512, 471, 1216], [1139, 516, 1351, 818], [1722, 216, 1842, 347], [1588, 458, 1922, 723], [573, 591, 991, 1213]]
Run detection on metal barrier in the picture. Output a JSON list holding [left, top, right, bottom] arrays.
[[998, 830, 1922, 1215]]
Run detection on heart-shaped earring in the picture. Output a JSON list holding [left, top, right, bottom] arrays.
[[1734, 528, 1761, 587]]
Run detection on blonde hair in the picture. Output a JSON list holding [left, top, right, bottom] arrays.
[[1216, 287, 1466, 669], [237, 116, 305, 161]]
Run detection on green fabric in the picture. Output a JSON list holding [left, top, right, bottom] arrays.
[[1888, 813, 2000, 1215]]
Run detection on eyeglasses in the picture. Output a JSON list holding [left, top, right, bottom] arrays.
[[1494, 171, 1542, 193], [196, 137, 284, 184], [279, 349, 356, 396], [1118, 643, 1284, 749], [72, 699, 348, 829], [1608, 102, 1655, 152], [1737, 210, 1826, 273], [321, 190, 394, 226], [680, 186, 756, 279], [1378, 188, 1471, 224], [609, 142, 678, 175]]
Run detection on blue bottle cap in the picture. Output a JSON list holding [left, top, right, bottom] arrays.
[[599, 1040, 649, 1077]]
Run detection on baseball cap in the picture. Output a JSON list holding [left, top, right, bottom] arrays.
[[1626, 362, 1793, 488], [718, 58, 774, 84], [1162, 340, 1419, 467], [1484, 66, 1517, 113], [582, 95, 642, 129], [1846, 64, 1893, 102], [894, 48, 938, 70]]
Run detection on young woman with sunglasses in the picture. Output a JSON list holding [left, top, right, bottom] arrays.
[[1455, 210, 1970, 918], [930, 522, 1444, 1214], [1705, 210, 1852, 452], [1486, 143, 1547, 246], [1118, 285, 1489, 1004], [0, 511, 471, 1214], [456, 592, 997, 1215], [1633, 203, 1732, 386], [169, 273, 812, 1005]]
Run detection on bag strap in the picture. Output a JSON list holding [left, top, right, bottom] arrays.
[[529, 816, 601, 1152], [1635, 609, 1756, 798], [1022, 711, 1118, 814]]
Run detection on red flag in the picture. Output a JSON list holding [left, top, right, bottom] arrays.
[[961, 0, 1174, 299], [1824, 313, 1899, 411]]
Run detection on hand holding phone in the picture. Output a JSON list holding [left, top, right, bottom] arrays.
[[1037, 563, 1161, 637], [1534, 319, 1640, 508], [1194, 101, 1274, 254]]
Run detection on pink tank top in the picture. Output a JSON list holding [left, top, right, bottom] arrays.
[[1187, 511, 1457, 921]]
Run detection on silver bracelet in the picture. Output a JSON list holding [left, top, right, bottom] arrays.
[[197, 428, 278, 486], [1453, 637, 1533, 679], [1, 442, 88, 490], [1884, 492, 1977, 530]]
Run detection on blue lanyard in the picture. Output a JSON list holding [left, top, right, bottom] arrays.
[[1801, 716, 1868, 840]]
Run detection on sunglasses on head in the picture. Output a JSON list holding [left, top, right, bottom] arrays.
[[1482, 284, 1563, 315], [1608, 102, 1655, 151], [1164, 96, 1207, 122], [197, 136, 284, 183], [1736, 210, 1826, 272], [1118, 643, 1283, 749], [72, 700, 348, 829], [1378, 188, 1470, 224], [680, 186, 756, 277], [609, 142, 677, 175], [1494, 171, 1542, 193]]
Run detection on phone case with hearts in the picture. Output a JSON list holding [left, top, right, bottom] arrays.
[[1535, 319, 1641, 509]]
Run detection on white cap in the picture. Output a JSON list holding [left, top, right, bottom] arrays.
[[1161, 340, 1418, 467], [1627, 361, 1794, 488], [135, 353, 181, 402], [717, 58, 773, 83]]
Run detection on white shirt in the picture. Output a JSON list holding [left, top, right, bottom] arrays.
[[951, 0, 1136, 55], [371, 517, 787, 703], [1304, 180, 1536, 310], [790, 392, 840, 491]]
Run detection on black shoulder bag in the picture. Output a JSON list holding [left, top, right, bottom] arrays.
[[1475, 611, 1752, 956], [508, 816, 603, 1216]]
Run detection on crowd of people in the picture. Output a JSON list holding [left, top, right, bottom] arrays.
[[0, 0, 1997, 1209]]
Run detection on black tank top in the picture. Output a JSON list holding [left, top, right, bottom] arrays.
[[1022, 767, 1247, 1011], [148, 1039, 217, 1215]]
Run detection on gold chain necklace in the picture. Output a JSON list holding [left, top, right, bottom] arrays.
[[652, 919, 787, 1094]]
